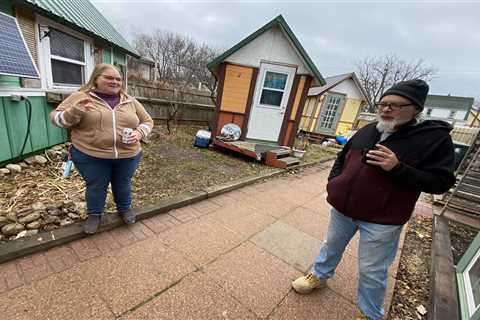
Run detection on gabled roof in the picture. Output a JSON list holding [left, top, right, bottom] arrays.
[[16, 0, 138, 57], [425, 94, 474, 111], [208, 15, 325, 86], [308, 72, 369, 102]]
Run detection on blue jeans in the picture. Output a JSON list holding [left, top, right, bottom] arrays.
[[71, 146, 141, 215], [312, 208, 403, 320]]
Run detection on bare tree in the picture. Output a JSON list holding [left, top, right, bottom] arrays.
[[356, 54, 437, 112]]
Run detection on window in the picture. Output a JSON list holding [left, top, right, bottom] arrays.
[[448, 110, 456, 119], [49, 29, 85, 86], [458, 233, 480, 319], [259, 71, 288, 107], [320, 95, 342, 129]]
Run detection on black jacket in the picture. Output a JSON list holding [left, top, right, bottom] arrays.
[[326, 120, 456, 225]]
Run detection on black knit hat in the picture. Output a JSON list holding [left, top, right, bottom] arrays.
[[380, 79, 429, 110]]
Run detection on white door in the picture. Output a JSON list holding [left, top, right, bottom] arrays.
[[246, 63, 296, 142]]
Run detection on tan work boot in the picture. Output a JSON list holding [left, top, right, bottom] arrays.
[[355, 309, 370, 320], [291, 272, 327, 294]]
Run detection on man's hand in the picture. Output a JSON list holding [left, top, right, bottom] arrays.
[[366, 144, 399, 171]]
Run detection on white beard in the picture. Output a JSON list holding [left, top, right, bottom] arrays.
[[375, 115, 414, 133]]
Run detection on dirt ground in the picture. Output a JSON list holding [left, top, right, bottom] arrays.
[[388, 206, 479, 319]]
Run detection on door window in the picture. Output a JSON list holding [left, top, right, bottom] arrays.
[[259, 71, 288, 107], [320, 95, 342, 129]]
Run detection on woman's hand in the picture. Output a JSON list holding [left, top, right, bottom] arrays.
[[76, 98, 95, 112], [366, 144, 399, 171], [126, 130, 142, 144]]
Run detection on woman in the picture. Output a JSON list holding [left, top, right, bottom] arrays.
[[50, 64, 154, 234]]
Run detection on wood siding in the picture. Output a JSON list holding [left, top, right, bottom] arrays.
[[290, 76, 306, 121], [220, 64, 253, 114], [16, 8, 38, 67]]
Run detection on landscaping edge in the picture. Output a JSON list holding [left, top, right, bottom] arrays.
[[0, 157, 336, 264]]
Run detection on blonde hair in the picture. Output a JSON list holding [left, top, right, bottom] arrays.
[[79, 63, 124, 94]]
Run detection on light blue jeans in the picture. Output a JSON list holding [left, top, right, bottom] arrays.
[[312, 208, 403, 320]]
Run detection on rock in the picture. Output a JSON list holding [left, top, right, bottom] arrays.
[[48, 209, 62, 216], [75, 201, 87, 214], [416, 305, 427, 316], [67, 212, 80, 220], [18, 161, 28, 168], [7, 210, 17, 221], [44, 224, 58, 231], [44, 216, 60, 224], [52, 145, 63, 151], [1, 223, 25, 236], [0, 234, 4, 241], [60, 218, 73, 226], [0, 168, 10, 175], [6, 164, 22, 173], [16, 207, 33, 218], [0, 209, 8, 216], [18, 212, 41, 224], [34, 155, 48, 165], [0, 216, 9, 227], [24, 156, 37, 165], [26, 220, 42, 230], [14, 229, 38, 240], [32, 202, 47, 211]]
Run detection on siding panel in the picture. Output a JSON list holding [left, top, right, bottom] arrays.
[[220, 65, 253, 114]]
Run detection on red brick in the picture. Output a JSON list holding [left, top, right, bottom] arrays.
[[142, 218, 169, 234], [189, 200, 221, 215], [0, 261, 24, 291], [127, 222, 155, 240], [169, 207, 197, 222], [17, 252, 52, 284], [44, 245, 80, 273], [110, 227, 139, 247], [70, 238, 101, 261], [91, 231, 121, 254]]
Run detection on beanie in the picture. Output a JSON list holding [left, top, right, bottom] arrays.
[[380, 79, 429, 110]]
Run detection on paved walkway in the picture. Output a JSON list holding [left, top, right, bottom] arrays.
[[0, 163, 423, 319]]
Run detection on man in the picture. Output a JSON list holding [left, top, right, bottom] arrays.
[[292, 79, 456, 320]]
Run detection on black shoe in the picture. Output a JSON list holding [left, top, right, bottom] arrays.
[[84, 215, 101, 234], [119, 210, 136, 225]]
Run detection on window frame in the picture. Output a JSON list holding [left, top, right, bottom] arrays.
[[457, 232, 480, 320], [36, 15, 94, 92]]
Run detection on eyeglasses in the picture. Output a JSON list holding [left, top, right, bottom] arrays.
[[375, 102, 412, 111], [101, 74, 122, 82]]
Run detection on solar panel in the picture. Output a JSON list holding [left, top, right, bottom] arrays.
[[0, 11, 39, 78]]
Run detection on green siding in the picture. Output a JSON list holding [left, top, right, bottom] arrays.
[[103, 47, 112, 64], [0, 96, 68, 165]]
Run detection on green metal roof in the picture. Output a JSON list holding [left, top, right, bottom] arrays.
[[15, 0, 137, 57], [425, 94, 474, 111], [208, 15, 325, 86]]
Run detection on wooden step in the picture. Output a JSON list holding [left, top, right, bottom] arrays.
[[278, 156, 300, 167], [268, 148, 291, 158]]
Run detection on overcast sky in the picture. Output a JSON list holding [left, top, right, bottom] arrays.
[[92, 0, 480, 99]]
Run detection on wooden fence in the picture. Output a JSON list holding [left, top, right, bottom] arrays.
[[128, 82, 216, 125]]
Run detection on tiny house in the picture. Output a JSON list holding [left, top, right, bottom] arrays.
[[299, 72, 368, 138], [208, 15, 325, 149]]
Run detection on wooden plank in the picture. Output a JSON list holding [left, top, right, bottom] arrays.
[[428, 214, 459, 320]]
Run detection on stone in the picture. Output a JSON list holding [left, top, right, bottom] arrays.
[[26, 220, 42, 229], [44, 215, 60, 224], [67, 212, 80, 220], [44, 224, 58, 231], [34, 155, 48, 165], [16, 207, 33, 218], [52, 145, 63, 151], [48, 209, 62, 216], [32, 202, 47, 211], [1, 223, 25, 236], [18, 161, 28, 168], [6, 164, 22, 173], [0, 209, 8, 216], [60, 218, 73, 226], [7, 210, 17, 221], [74, 201, 87, 213], [24, 156, 37, 165], [0, 234, 4, 241], [0, 168, 10, 175], [18, 212, 41, 224], [0, 216, 9, 227], [14, 229, 38, 240]]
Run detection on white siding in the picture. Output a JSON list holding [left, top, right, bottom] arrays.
[[431, 108, 450, 118], [329, 79, 363, 99], [225, 26, 311, 75]]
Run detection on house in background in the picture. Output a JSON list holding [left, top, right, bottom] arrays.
[[208, 15, 325, 149], [299, 72, 368, 138], [424, 94, 474, 125], [0, 0, 137, 165], [128, 56, 155, 82]]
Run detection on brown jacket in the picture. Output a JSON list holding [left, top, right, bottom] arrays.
[[49, 91, 154, 159]]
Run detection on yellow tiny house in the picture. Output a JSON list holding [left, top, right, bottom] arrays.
[[208, 15, 325, 148], [300, 73, 368, 137]]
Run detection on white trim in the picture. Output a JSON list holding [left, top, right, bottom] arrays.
[[0, 11, 40, 79], [0, 89, 46, 97], [463, 248, 480, 317], [51, 55, 86, 65]]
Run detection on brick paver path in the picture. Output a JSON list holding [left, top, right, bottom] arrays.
[[0, 162, 427, 319]]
